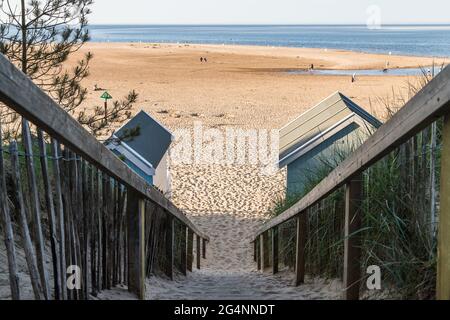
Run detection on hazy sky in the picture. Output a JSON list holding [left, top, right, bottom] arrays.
[[90, 0, 450, 25]]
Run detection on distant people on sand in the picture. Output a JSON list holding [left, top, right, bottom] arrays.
[[93, 84, 105, 91], [200, 57, 208, 63], [383, 61, 390, 73], [310, 63, 314, 70], [351, 73, 357, 83]]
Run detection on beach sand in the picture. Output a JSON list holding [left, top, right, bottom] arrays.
[[73, 42, 444, 130], [76, 43, 432, 300], [1, 43, 439, 300]]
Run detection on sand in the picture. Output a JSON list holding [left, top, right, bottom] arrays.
[[1, 43, 438, 300], [146, 211, 341, 300], [0, 240, 54, 300], [71, 43, 445, 130]]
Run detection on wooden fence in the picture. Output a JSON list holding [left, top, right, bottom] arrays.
[[253, 65, 450, 300], [0, 53, 209, 300]]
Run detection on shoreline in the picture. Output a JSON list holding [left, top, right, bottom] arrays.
[[83, 42, 446, 70], [86, 41, 449, 66]]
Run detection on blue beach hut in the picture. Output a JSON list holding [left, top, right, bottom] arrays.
[[105, 110, 174, 195]]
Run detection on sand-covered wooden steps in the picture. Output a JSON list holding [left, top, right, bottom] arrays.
[[146, 213, 341, 300]]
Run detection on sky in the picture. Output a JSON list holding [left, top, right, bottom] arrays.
[[90, 0, 450, 25]]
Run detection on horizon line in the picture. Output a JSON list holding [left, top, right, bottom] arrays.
[[87, 23, 450, 26]]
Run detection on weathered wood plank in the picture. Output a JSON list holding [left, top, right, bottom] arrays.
[[117, 187, 127, 285], [0, 54, 208, 241], [260, 232, 269, 272], [179, 225, 187, 276], [22, 120, 50, 299], [88, 165, 98, 296], [69, 151, 82, 299], [38, 130, 61, 300], [164, 215, 174, 280], [61, 148, 73, 299], [437, 114, 450, 300], [9, 141, 43, 300], [102, 174, 110, 290], [126, 190, 146, 300], [295, 213, 307, 286], [256, 238, 261, 270], [272, 227, 279, 274], [254, 65, 450, 239], [144, 201, 159, 277], [202, 238, 207, 259], [187, 229, 194, 272], [95, 170, 103, 292], [81, 161, 90, 298], [196, 235, 201, 270], [116, 184, 126, 285], [50, 139, 67, 300], [343, 174, 362, 300], [0, 124, 20, 299]]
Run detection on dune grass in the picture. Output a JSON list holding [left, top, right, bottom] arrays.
[[271, 69, 443, 299]]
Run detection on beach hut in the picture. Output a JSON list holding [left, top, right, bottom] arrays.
[[278, 92, 382, 197], [105, 110, 173, 196]]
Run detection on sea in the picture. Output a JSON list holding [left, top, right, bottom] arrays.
[[87, 24, 450, 58]]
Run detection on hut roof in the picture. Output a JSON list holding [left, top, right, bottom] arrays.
[[115, 110, 173, 169], [279, 92, 382, 168]]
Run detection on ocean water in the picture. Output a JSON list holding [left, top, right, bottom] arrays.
[[288, 67, 444, 76], [88, 25, 450, 57]]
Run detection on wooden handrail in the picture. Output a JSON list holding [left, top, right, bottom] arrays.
[[0, 53, 209, 241], [254, 65, 450, 241]]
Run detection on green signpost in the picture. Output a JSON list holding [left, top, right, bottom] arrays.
[[101, 91, 113, 122]]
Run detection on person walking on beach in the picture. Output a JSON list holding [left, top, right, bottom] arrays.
[[351, 73, 356, 83], [200, 57, 204, 63]]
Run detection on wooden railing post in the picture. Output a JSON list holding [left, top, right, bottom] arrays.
[[343, 173, 363, 300], [272, 226, 279, 274], [259, 234, 264, 272], [202, 238, 207, 259], [165, 215, 175, 280], [126, 190, 146, 300], [256, 238, 261, 270], [260, 232, 269, 271], [438, 114, 450, 300], [196, 235, 201, 269], [295, 212, 307, 286], [180, 225, 187, 276], [187, 229, 194, 272]]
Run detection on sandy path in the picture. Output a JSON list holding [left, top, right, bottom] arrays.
[[144, 160, 341, 300], [147, 212, 341, 300]]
